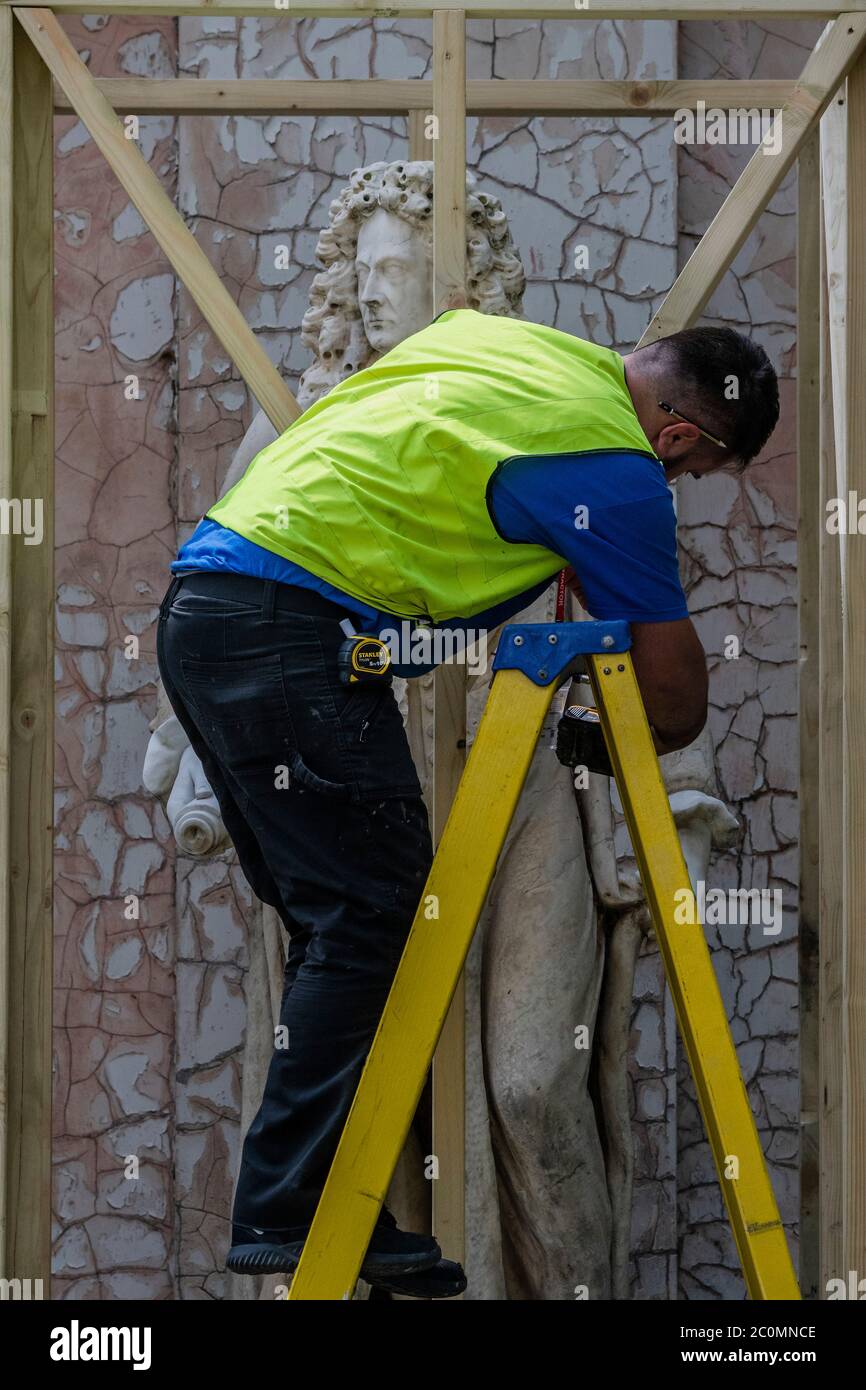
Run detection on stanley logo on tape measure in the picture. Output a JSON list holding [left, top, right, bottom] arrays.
[[338, 633, 393, 684]]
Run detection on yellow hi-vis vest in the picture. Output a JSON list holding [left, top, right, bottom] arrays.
[[208, 308, 657, 623]]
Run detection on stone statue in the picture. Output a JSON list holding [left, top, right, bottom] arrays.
[[144, 158, 737, 1300]]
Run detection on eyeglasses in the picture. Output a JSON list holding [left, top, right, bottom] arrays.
[[657, 400, 728, 451]]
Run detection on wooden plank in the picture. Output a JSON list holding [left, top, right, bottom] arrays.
[[0, 2, 12, 1283], [408, 107, 428, 160], [6, 2, 863, 21], [840, 46, 866, 1283], [11, 390, 48, 417], [818, 128, 844, 1292], [52, 77, 799, 118], [14, 7, 299, 436], [430, 6, 466, 1272], [432, 14, 467, 317], [796, 130, 821, 1302], [638, 14, 866, 347], [822, 82, 848, 473], [3, 15, 53, 1289]]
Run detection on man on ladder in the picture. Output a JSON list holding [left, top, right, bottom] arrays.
[[157, 308, 779, 1297]]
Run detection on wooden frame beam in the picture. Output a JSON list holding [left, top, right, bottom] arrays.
[[13, 7, 300, 436], [840, 47, 866, 1281], [52, 78, 799, 119], [797, 130, 821, 1302], [0, 0, 13, 1285], [818, 124, 844, 1292], [4, 1, 863, 19], [430, 6, 467, 1273], [2, 15, 54, 1288], [638, 13, 866, 345]]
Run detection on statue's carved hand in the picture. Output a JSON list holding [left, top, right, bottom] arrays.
[[142, 712, 189, 796], [143, 713, 229, 857]]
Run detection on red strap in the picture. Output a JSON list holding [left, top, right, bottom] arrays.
[[555, 568, 568, 622]]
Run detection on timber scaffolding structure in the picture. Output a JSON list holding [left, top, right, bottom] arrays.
[[0, 0, 862, 1300]]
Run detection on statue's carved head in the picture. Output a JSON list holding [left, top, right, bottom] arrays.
[[298, 159, 525, 407]]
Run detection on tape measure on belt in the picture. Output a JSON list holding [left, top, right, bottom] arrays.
[[337, 629, 393, 685]]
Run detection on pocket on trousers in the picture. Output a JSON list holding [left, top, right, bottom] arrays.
[[180, 647, 289, 717], [172, 590, 262, 616], [178, 654, 298, 804], [333, 679, 393, 745], [339, 685, 424, 802], [288, 750, 354, 799], [180, 652, 293, 729], [182, 652, 365, 803]]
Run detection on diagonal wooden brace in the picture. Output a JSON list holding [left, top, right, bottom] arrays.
[[639, 13, 866, 345], [13, 7, 300, 435]]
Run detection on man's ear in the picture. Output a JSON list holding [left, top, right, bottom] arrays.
[[657, 420, 700, 459]]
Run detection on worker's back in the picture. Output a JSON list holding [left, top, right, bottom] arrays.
[[208, 309, 656, 623]]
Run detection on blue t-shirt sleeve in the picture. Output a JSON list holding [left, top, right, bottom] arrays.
[[488, 451, 689, 623]]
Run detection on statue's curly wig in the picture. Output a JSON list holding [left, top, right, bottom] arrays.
[[297, 159, 526, 407]]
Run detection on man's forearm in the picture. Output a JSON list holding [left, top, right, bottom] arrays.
[[630, 617, 708, 757]]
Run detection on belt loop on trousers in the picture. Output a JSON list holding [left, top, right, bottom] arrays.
[[159, 574, 183, 624], [261, 579, 277, 624]]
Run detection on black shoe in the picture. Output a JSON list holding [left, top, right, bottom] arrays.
[[366, 1257, 467, 1299], [226, 1207, 441, 1281]]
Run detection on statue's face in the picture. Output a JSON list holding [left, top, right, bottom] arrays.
[[355, 207, 433, 352]]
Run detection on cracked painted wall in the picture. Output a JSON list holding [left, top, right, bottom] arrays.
[[53, 14, 179, 1300], [671, 18, 821, 1300], [50, 13, 806, 1300]]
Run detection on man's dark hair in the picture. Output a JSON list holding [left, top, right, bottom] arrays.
[[635, 326, 779, 471]]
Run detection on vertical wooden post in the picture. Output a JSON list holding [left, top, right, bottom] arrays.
[[408, 108, 428, 162], [0, 3, 13, 1277], [818, 86, 845, 1293], [431, 7, 467, 1268], [816, 55, 866, 1290], [840, 50, 866, 1280], [3, 17, 54, 1285], [797, 131, 821, 1301]]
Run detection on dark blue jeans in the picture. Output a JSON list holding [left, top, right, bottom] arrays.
[[157, 571, 433, 1230]]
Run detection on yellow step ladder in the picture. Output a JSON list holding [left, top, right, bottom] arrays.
[[286, 619, 800, 1301]]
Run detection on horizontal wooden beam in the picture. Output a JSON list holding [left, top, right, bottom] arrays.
[[52, 77, 799, 119], [639, 12, 866, 345], [4, 1, 861, 18], [15, 7, 300, 435]]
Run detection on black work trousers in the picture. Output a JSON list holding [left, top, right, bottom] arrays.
[[156, 571, 433, 1230]]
